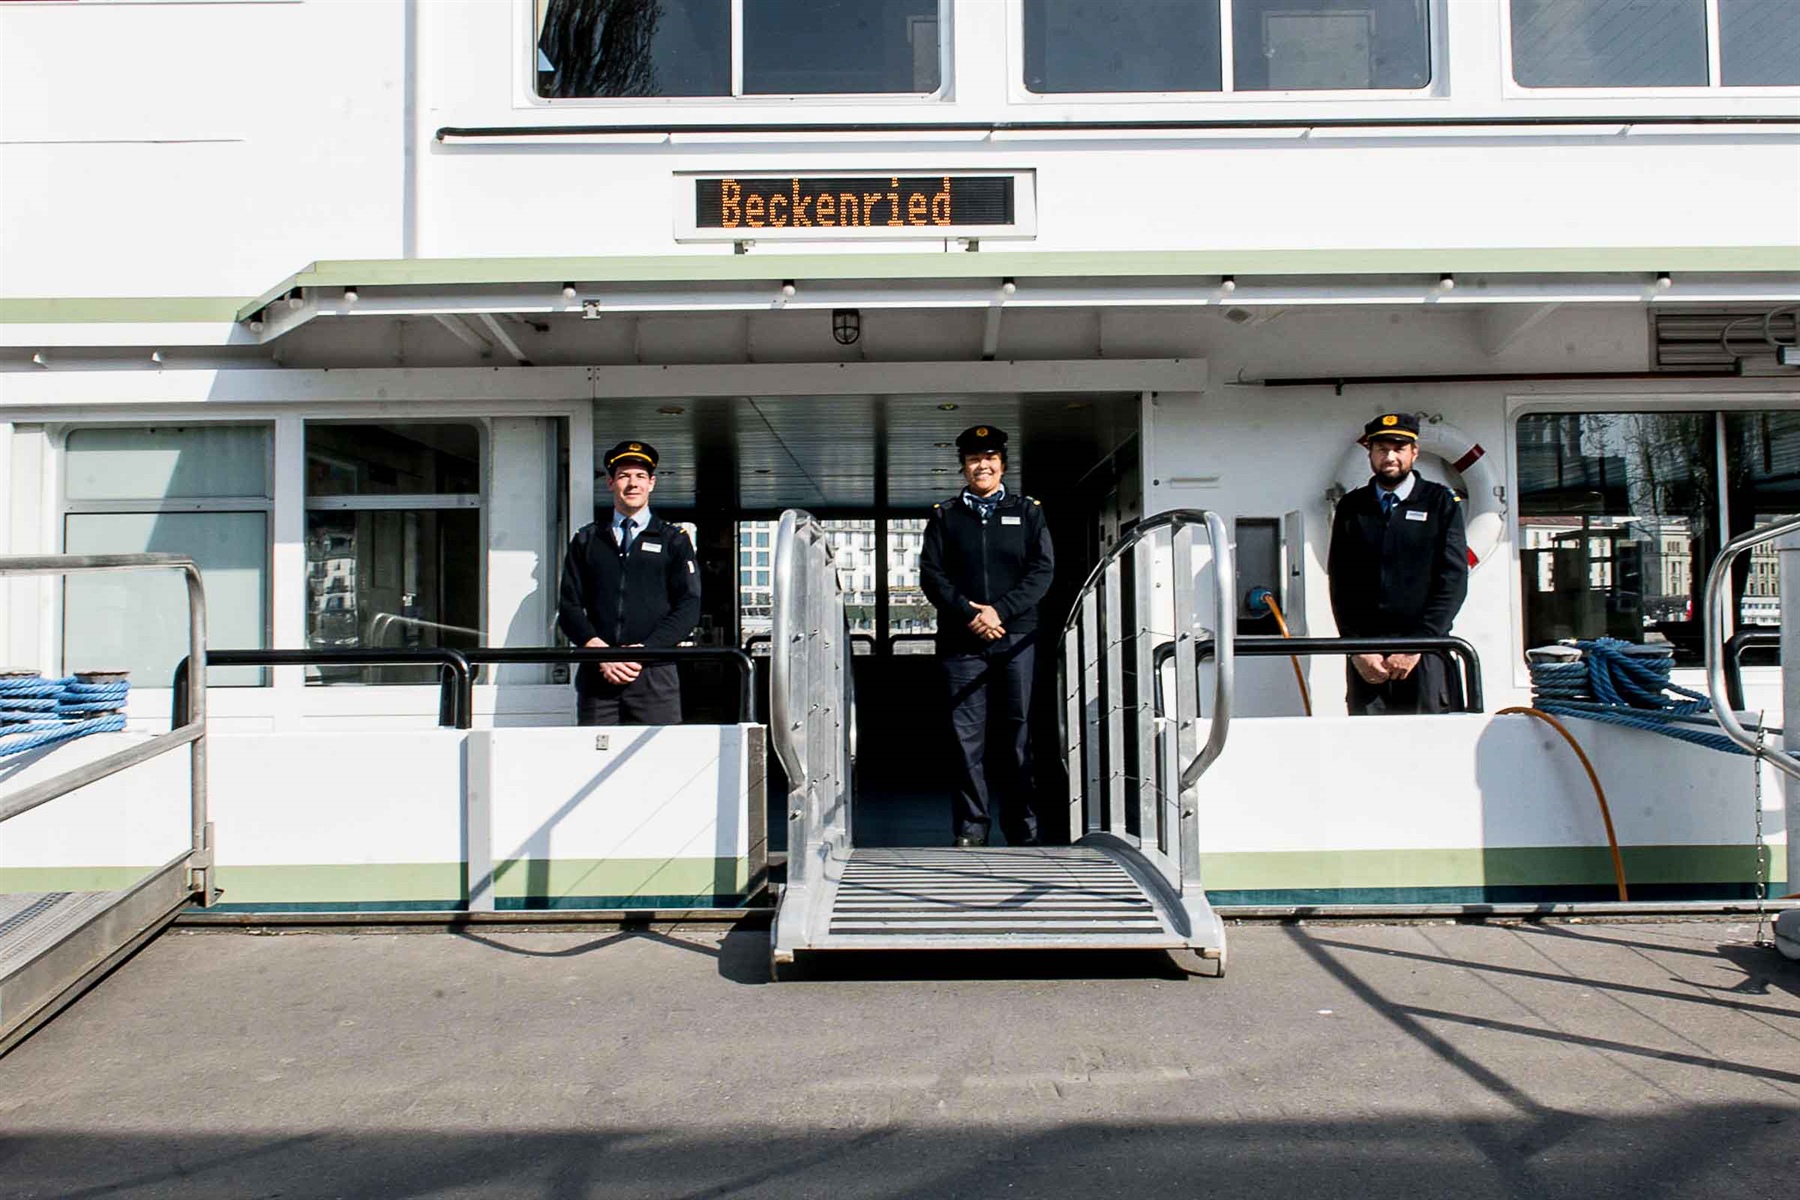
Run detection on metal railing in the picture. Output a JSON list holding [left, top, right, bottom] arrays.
[[1705, 514, 1800, 782], [464, 647, 757, 724], [1722, 627, 1780, 713], [770, 510, 855, 957], [0, 553, 211, 899], [368, 612, 484, 648], [1155, 635, 1486, 714], [173, 648, 475, 729], [1059, 510, 1234, 908]]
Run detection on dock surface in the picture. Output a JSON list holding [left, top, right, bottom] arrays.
[[2, 919, 1796, 1198]]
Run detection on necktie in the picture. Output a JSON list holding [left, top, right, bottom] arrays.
[[1380, 491, 1396, 516], [619, 516, 635, 555]]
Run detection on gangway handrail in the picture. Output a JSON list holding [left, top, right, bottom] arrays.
[[1722, 627, 1780, 713], [1154, 634, 1486, 714], [464, 646, 756, 724], [0, 553, 210, 898], [1705, 515, 1800, 780], [172, 648, 474, 729], [368, 612, 485, 647]]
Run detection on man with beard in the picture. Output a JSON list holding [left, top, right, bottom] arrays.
[[1327, 412, 1470, 715], [920, 425, 1055, 847]]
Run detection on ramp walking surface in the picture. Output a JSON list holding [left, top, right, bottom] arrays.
[[1, 921, 1796, 1199]]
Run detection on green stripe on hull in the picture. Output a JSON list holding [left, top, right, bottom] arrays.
[[491, 856, 749, 900], [1198, 845, 1786, 890]]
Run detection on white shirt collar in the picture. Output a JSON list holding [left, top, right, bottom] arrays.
[[1376, 472, 1417, 502], [612, 507, 652, 539]]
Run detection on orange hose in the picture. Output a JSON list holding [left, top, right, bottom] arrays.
[[1261, 595, 1314, 717], [1497, 706, 1628, 902]]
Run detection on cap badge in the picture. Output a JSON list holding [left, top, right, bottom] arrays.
[[975, 426, 989, 437], [1381, 415, 1397, 427], [628, 442, 642, 451]]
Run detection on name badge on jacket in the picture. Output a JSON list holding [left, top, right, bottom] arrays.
[[641, 541, 664, 552], [1001, 516, 1022, 526], [1404, 510, 1429, 522]]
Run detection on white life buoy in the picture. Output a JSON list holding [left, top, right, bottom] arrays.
[[1333, 417, 1507, 570]]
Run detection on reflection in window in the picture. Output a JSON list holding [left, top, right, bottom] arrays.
[[1023, 0, 1222, 94], [1233, 0, 1430, 91], [1511, 0, 1709, 88], [537, 0, 730, 97], [63, 426, 270, 686], [1516, 413, 1714, 663], [535, 0, 938, 97], [305, 423, 483, 685], [1725, 412, 1800, 628], [887, 517, 937, 649], [1720, 0, 1800, 85]]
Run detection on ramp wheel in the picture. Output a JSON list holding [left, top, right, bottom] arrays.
[[1170, 945, 1226, 979], [769, 945, 804, 983]]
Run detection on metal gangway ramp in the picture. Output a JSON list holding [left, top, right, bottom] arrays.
[[0, 554, 212, 1055], [769, 509, 1235, 976]]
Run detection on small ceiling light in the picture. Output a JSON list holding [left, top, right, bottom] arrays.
[[755, 468, 773, 475], [1219, 275, 1237, 294], [934, 441, 952, 448], [1001, 278, 1016, 296], [286, 289, 305, 310], [1438, 273, 1456, 292], [1655, 272, 1674, 291], [656, 405, 685, 415], [562, 283, 579, 301], [31, 351, 49, 368], [832, 308, 861, 345], [932, 467, 950, 474], [151, 350, 165, 364], [937, 402, 959, 411], [343, 288, 359, 304], [582, 300, 602, 321], [781, 280, 797, 298], [249, 319, 265, 333]]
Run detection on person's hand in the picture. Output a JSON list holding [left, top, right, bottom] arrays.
[[1351, 653, 1391, 684], [584, 637, 608, 648], [601, 660, 641, 686], [968, 603, 1005, 640], [1385, 652, 1420, 680]]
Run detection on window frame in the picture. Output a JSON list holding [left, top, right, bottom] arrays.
[[1501, 0, 1800, 95], [522, 0, 953, 106], [56, 421, 276, 684], [1010, 0, 1441, 103], [1506, 394, 1800, 688]]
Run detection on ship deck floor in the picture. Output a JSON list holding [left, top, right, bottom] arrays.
[[1, 919, 1795, 1199]]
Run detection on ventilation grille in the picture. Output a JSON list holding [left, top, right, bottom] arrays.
[[1654, 307, 1799, 371]]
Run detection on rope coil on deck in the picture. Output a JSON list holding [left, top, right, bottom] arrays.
[[0, 674, 130, 758], [1528, 639, 1773, 757]]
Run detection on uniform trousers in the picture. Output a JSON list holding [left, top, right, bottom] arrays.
[[577, 663, 681, 726], [1345, 650, 1461, 716], [941, 631, 1040, 844]]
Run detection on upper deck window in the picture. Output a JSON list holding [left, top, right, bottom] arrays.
[[1510, 0, 1800, 88], [536, 0, 942, 98], [1022, 0, 1431, 94]]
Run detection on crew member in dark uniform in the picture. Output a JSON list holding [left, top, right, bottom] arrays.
[[1327, 412, 1470, 715], [557, 440, 701, 725], [920, 425, 1055, 847]]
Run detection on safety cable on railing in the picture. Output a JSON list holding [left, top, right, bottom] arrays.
[[0, 672, 130, 758]]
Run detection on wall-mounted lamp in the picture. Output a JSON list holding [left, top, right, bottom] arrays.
[[1655, 272, 1674, 291], [343, 288, 359, 304], [562, 283, 579, 301], [1437, 274, 1456, 292], [781, 280, 797, 298], [249, 319, 265, 333], [1001, 278, 1016, 296], [1219, 275, 1237, 294], [832, 308, 861, 345], [31, 351, 49, 368], [151, 350, 165, 365], [286, 289, 305, 310]]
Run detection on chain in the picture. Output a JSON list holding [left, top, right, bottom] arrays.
[[1752, 713, 1772, 949]]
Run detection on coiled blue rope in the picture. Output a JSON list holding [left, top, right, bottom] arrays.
[[1527, 639, 1770, 758], [0, 674, 130, 758]]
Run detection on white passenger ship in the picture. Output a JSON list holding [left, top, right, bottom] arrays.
[[2, 0, 1796, 1013]]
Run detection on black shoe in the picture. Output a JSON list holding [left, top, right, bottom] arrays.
[[955, 833, 988, 848]]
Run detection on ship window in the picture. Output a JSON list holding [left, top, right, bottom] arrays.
[[1022, 0, 1430, 94], [304, 423, 483, 685], [535, 0, 942, 98], [62, 425, 271, 688], [1511, 0, 1800, 88]]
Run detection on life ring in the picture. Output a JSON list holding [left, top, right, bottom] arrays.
[[1333, 418, 1507, 570]]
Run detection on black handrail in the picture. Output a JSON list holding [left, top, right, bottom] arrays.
[[464, 647, 757, 724], [1153, 635, 1485, 714], [1723, 628, 1780, 712], [173, 648, 474, 729]]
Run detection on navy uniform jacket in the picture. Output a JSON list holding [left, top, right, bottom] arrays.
[[557, 515, 701, 694], [920, 492, 1055, 654], [1328, 475, 1469, 638]]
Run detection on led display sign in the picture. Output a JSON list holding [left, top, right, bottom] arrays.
[[694, 175, 1016, 231]]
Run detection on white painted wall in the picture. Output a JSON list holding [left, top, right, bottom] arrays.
[[1, 0, 1795, 303]]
